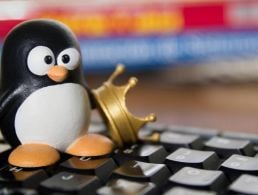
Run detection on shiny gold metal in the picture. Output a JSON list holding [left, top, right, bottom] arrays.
[[92, 64, 156, 147], [139, 132, 161, 143]]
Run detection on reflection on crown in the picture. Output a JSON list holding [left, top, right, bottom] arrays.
[[92, 64, 156, 147]]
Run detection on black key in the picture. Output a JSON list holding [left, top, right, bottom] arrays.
[[0, 188, 38, 195], [164, 186, 217, 195], [59, 156, 116, 182], [97, 179, 158, 195], [114, 144, 168, 164], [0, 165, 48, 188], [143, 123, 167, 132], [112, 160, 170, 186], [139, 125, 218, 142], [168, 167, 228, 192], [167, 125, 219, 140], [204, 137, 254, 158], [253, 146, 258, 154], [39, 172, 101, 195], [229, 174, 258, 195], [222, 131, 258, 144], [160, 132, 202, 151], [165, 148, 219, 172], [0, 148, 12, 168], [220, 154, 258, 180]]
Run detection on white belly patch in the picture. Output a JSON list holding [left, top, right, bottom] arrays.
[[15, 83, 91, 151]]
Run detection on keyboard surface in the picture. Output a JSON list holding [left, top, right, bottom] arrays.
[[1, 120, 258, 195]]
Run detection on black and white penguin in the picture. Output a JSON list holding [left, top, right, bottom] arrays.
[[0, 19, 113, 168]]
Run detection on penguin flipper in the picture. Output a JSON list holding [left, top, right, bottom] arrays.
[[82, 84, 96, 109], [0, 88, 19, 121], [87, 88, 97, 109]]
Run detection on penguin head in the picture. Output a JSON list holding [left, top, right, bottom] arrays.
[[1, 19, 84, 90]]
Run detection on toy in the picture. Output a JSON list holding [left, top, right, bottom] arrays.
[[0, 19, 156, 168], [0, 19, 114, 168]]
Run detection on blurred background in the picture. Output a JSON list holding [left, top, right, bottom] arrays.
[[1, 0, 258, 133]]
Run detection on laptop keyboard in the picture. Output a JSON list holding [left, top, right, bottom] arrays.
[[1, 120, 258, 194]]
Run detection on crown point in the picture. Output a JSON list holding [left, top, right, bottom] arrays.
[[145, 113, 157, 122], [124, 77, 138, 95], [116, 64, 125, 72], [107, 64, 125, 83], [129, 77, 138, 86]]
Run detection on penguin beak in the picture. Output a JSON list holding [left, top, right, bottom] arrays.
[[47, 66, 68, 82]]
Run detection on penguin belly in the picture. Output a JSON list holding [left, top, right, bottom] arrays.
[[15, 83, 91, 151]]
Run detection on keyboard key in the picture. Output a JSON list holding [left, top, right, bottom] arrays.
[[143, 123, 167, 132], [141, 124, 219, 140], [97, 179, 158, 195], [160, 132, 203, 151], [0, 165, 48, 188], [164, 186, 217, 195], [0, 144, 11, 168], [168, 167, 228, 192], [253, 146, 258, 154], [229, 174, 258, 195], [220, 154, 258, 180], [0, 188, 38, 195], [167, 125, 219, 140], [114, 144, 168, 164], [39, 172, 101, 195], [112, 160, 170, 186], [222, 131, 258, 145], [59, 156, 117, 182], [204, 137, 254, 158], [165, 148, 219, 172], [0, 149, 12, 168]]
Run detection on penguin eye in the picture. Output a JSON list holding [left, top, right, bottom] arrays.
[[27, 46, 55, 76], [57, 48, 80, 70]]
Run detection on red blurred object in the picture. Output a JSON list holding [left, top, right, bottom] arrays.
[[0, 20, 25, 39], [1, 1, 258, 40], [183, 4, 225, 28]]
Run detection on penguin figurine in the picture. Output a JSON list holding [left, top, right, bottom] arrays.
[[0, 19, 114, 168]]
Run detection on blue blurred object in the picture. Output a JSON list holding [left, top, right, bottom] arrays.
[[2, 30, 258, 73], [80, 30, 258, 72]]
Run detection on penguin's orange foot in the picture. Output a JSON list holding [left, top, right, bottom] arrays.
[[8, 143, 60, 168], [66, 133, 114, 157]]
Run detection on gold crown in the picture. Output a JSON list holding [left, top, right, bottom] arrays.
[[92, 64, 156, 147]]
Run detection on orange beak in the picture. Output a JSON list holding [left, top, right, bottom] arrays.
[[47, 66, 68, 82]]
